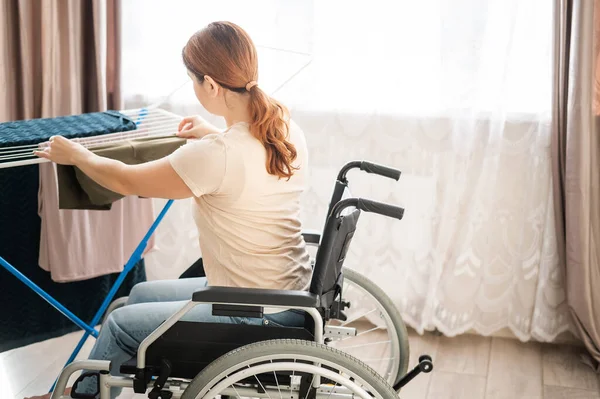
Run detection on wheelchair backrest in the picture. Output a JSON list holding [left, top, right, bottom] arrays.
[[326, 180, 350, 220], [309, 204, 360, 312]]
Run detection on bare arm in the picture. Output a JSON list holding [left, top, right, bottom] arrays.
[[35, 136, 194, 200]]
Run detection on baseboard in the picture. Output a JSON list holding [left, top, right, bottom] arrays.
[[463, 327, 583, 346], [408, 325, 584, 347]]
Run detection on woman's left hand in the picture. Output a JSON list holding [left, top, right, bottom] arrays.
[[34, 136, 89, 165]]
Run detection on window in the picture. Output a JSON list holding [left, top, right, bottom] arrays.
[[121, 0, 552, 116]]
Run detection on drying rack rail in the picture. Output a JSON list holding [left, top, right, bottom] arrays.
[[0, 107, 183, 392]]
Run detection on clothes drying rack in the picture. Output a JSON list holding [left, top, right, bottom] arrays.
[[0, 106, 184, 391]]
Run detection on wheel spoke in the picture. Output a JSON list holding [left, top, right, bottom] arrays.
[[247, 364, 272, 399], [303, 374, 316, 399], [290, 360, 296, 399], [340, 308, 378, 326], [271, 360, 283, 399], [224, 374, 242, 399], [326, 382, 339, 399], [341, 325, 382, 340], [336, 269, 410, 386], [254, 374, 272, 399]]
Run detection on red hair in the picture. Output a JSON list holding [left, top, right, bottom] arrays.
[[182, 21, 297, 179]]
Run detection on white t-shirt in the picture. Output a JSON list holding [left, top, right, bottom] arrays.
[[168, 121, 312, 291]]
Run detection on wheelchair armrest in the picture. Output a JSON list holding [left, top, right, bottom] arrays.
[[192, 286, 319, 308], [302, 229, 321, 245]]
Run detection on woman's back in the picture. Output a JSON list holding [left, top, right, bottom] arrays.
[[169, 120, 312, 290]]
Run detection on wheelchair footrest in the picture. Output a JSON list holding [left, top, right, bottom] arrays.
[[393, 354, 433, 391]]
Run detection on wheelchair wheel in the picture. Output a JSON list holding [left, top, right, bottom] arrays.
[[328, 268, 410, 387], [181, 339, 398, 399]]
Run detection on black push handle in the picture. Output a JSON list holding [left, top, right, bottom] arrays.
[[337, 160, 401, 182], [360, 161, 401, 181], [357, 198, 404, 220], [331, 198, 404, 220]]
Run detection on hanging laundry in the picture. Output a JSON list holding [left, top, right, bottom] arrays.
[[0, 111, 156, 283], [38, 162, 156, 282], [0, 110, 146, 349], [0, 110, 136, 149], [56, 136, 186, 210]]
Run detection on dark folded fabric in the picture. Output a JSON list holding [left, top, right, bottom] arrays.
[[0, 164, 147, 353], [57, 136, 186, 210], [0, 112, 144, 351], [0, 110, 137, 149]]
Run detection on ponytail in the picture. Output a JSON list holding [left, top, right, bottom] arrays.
[[247, 86, 298, 180], [182, 21, 298, 179]]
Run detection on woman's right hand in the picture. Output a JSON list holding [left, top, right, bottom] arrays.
[[177, 115, 219, 139]]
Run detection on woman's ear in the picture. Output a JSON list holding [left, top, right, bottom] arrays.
[[203, 75, 220, 98]]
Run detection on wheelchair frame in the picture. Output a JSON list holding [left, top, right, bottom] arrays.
[[48, 160, 433, 399], [54, 301, 326, 398]]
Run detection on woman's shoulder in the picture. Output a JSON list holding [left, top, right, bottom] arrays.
[[181, 133, 227, 151], [170, 133, 228, 166]]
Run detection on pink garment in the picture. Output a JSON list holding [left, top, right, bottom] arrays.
[[38, 163, 156, 283]]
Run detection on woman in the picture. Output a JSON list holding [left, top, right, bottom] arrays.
[[28, 21, 311, 399]]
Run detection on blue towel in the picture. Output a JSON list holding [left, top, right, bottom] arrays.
[[0, 110, 137, 148]]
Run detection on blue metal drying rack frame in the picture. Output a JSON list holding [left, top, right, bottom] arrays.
[[0, 108, 175, 392]]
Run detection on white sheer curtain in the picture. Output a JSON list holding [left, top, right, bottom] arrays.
[[121, 0, 574, 342]]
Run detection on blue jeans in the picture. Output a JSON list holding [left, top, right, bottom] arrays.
[[79, 277, 306, 398]]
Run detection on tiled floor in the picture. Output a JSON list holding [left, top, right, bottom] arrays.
[[2, 327, 599, 398]]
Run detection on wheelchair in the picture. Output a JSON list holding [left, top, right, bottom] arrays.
[[59, 161, 433, 399]]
